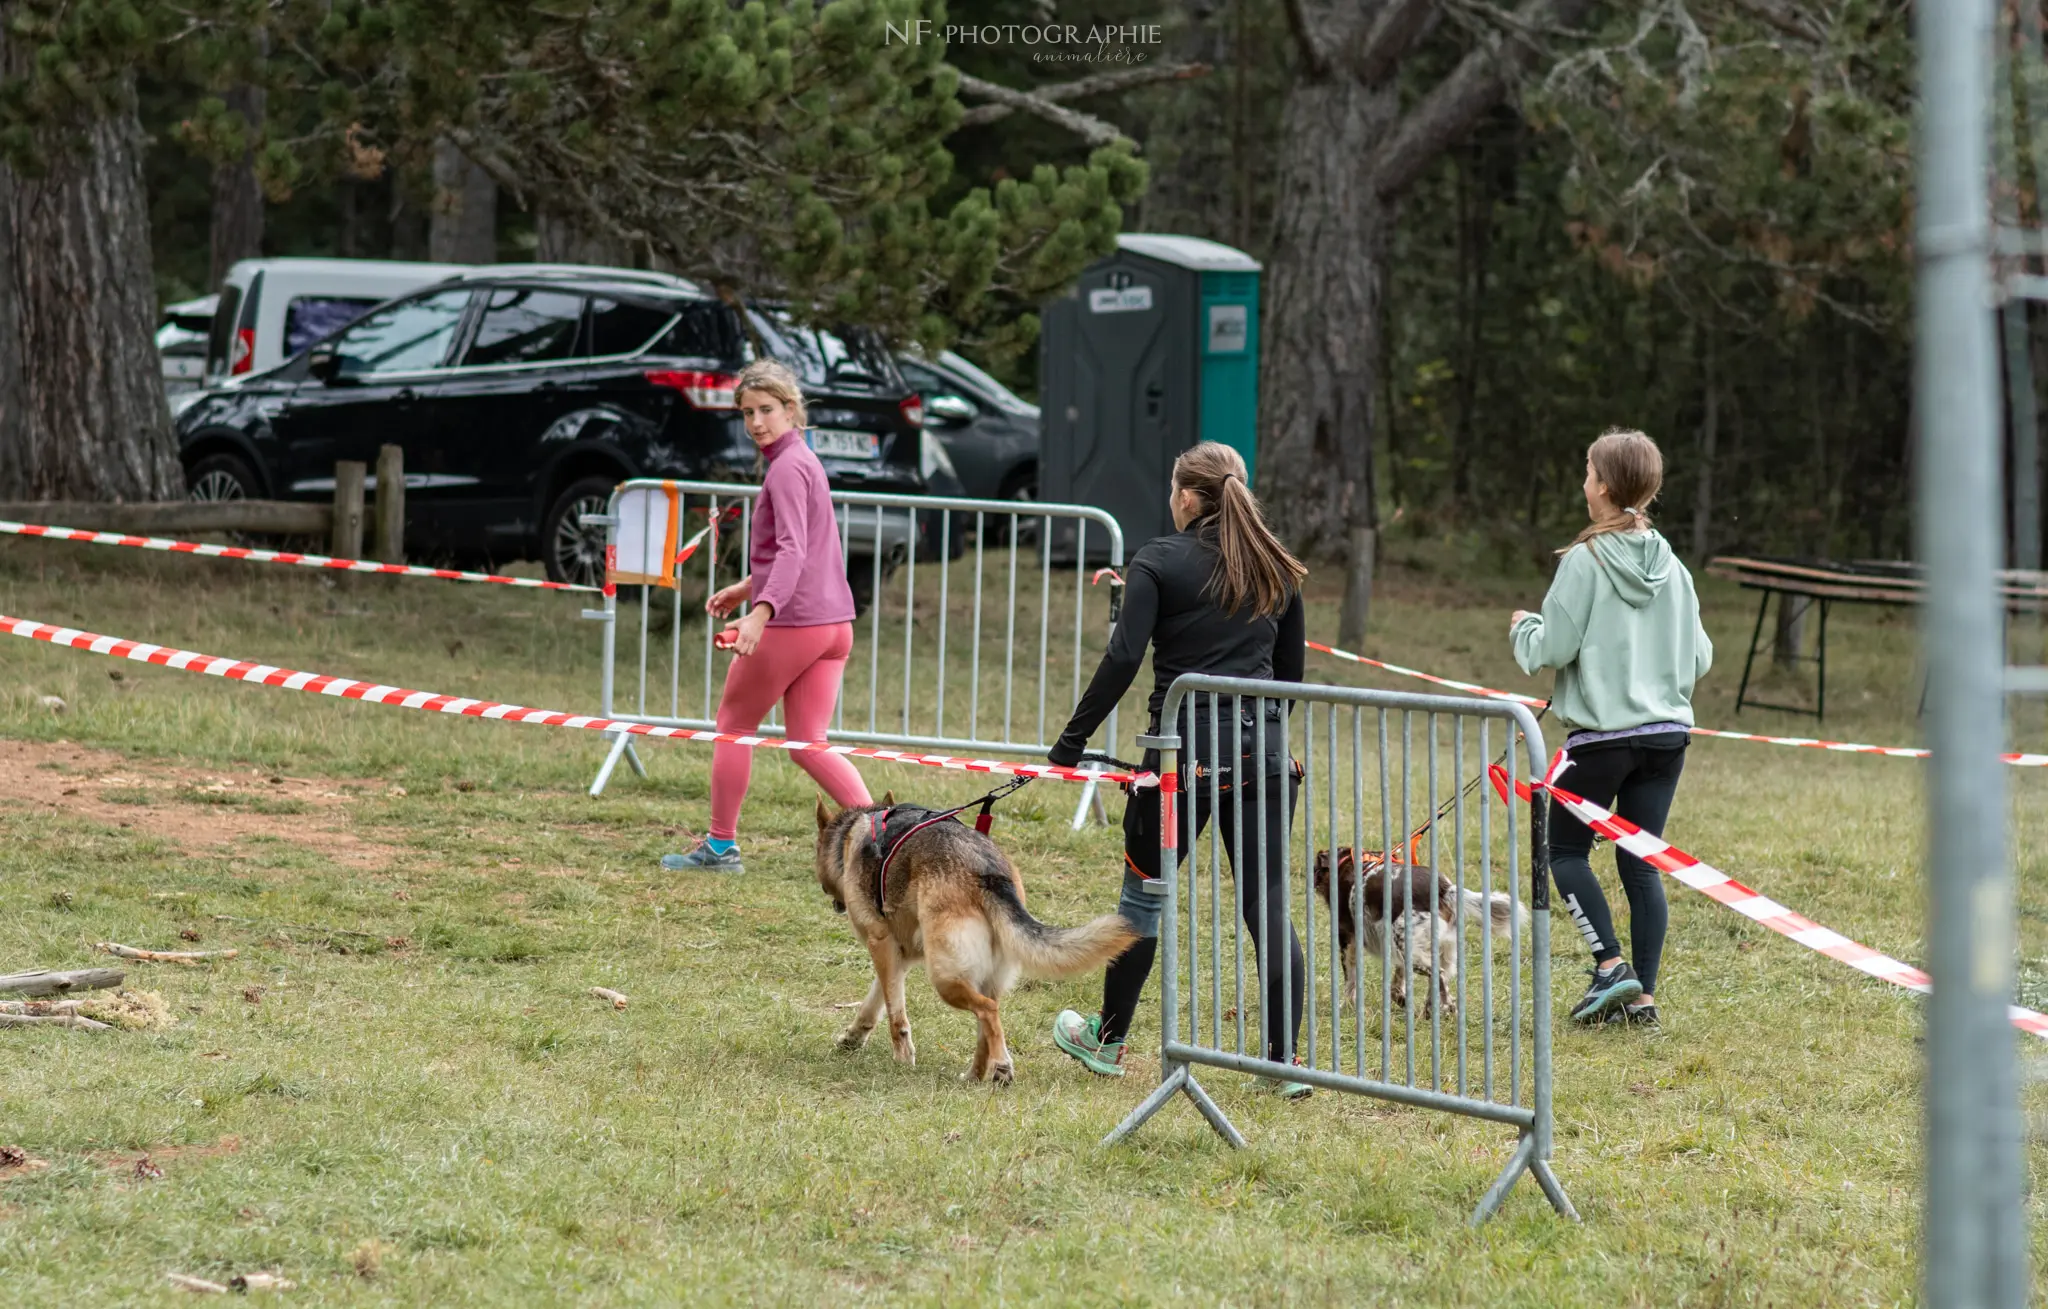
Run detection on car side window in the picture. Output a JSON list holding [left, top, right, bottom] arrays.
[[463, 288, 586, 367], [588, 298, 678, 357], [332, 289, 474, 378], [898, 361, 940, 394], [286, 297, 378, 356], [899, 361, 979, 419]]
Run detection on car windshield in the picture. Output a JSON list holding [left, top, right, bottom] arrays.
[[745, 308, 901, 389], [938, 350, 1038, 417]]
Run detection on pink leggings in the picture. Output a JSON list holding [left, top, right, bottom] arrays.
[[709, 621, 870, 840]]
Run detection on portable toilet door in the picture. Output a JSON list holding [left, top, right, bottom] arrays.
[[1039, 234, 1263, 553]]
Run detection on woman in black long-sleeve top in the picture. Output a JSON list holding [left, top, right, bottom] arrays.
[[1046, 441, 1313, 1098]]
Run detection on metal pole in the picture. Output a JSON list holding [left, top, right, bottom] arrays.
[[1916, 4, 2026, 1304]]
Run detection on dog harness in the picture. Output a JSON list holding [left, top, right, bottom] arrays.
[[865, 776, 1034, 913]]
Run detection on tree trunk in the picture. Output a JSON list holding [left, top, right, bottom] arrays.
[[430, 138, 498, 264], [536, 209, 627, 266], [0, 62, 179, 502], [1258, 77, 1401, 645], [207, 85, 266, 287]]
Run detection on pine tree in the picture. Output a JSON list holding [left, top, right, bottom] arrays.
[[0, 0, 187, 501], [288, 0, 1149, 357]]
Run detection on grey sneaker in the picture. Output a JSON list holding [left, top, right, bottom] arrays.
[[661, 840, 743, 872], [1606, 1002, 1660, 1028]]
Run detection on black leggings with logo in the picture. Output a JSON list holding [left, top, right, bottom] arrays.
[[1549, 734, 1687, 997]]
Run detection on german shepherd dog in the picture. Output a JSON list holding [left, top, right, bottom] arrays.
[[1311, 847, 1526, 1018], [815, 794, 1137, 1084]]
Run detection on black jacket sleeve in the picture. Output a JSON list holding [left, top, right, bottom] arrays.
[[1049, 556, 1158, 766], [1274, 589, 1304, 686]]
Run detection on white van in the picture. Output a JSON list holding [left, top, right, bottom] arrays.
[[204, 257, 470, 384], [158, 294, 217, 396]]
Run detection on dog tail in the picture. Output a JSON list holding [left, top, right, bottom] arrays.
[[1458, 888, 1528, 939], [982, 872, 1139, 979]]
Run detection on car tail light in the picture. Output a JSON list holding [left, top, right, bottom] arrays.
[[230, 327, 254, 376], [898, 393, 924, 428], [645, 369, 738, 409]]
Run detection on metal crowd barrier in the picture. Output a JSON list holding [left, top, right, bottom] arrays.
[[1103, 675, 1574, 1225], [583, 478, 1125, 823]]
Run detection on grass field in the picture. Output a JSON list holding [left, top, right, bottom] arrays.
[[2, 533, 2047, 1305]]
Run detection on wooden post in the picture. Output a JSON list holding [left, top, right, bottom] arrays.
[[373, 444, 405, 564], [331, 461, 365, 559]]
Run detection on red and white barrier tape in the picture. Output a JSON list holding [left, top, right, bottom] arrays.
[[1488, 756, 2048, 1042], [1308, 639, 2048, 768], [1307, 640, 1547, 706], [0, 518, 600, 593], [0, 615, 1149, 789]]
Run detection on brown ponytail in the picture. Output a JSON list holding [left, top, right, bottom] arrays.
[[1561, 428, 1664, 554], [1171, 441, 1307, 618]]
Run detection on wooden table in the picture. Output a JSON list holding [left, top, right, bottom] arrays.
[[1703, 556, 2048, 721]]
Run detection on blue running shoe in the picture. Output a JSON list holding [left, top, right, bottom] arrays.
[[661, 840, 743, 873]]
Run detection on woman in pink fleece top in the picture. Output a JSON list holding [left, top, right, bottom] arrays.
[[662, 359, 872, 872]]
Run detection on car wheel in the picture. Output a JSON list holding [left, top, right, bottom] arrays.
[[185, 452, 259, 503], [543, 475, 619, 588]]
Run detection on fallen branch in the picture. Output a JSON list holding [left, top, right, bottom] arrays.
[[0, 998, 84, 1016], [96, 943, 238, 965], [230, 1271, 295, 1292], [0, 967, 124, 996], [0, 1012, 112, 1030], [590, 987, 629, 1010], [165, 1272, 229, 1293]]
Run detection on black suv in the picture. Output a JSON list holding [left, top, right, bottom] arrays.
[[173, 266, 929, 585]]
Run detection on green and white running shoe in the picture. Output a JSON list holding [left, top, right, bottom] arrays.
[[1254, 1056, 1314, 1101], [1051, 1009, 1126, 1078]]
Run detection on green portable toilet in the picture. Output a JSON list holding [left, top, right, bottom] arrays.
[[1040, 234, 1262, 552]]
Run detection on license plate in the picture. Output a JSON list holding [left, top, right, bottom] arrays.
[[807, 428, 881, 460]]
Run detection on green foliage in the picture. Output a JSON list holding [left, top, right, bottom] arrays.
[[24, 0, 1146, 358], [243, 0, 1140, 355], [1371, 2, 1919, 561], [1528, 0, 1913, 329]]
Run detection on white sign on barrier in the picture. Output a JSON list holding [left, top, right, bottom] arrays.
[[610, 484, 683, 589]]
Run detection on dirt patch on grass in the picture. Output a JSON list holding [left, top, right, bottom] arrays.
[[94, 1135, 242, 1174], [0, 738, 394, 868]]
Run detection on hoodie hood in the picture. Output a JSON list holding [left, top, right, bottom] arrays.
[[1587, 529, 1674, 609]]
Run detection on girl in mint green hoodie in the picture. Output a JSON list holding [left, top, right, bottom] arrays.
[[1509, 430, 1711, 1029]]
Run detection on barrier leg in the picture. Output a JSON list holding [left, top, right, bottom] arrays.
[[1101, 1063, 1187, 1145], [1068, 776, 1110, 830], [1529, 1158, 1579, 1221], [1100, 1061, 1247, 1149], [1468, 1132, 1536, 1227], [589, 731, 638, 797], [1178, 1067, 1246, 1148]]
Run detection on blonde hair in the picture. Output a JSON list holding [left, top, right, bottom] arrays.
[[1562, 428, 1664, 553], [1172, 442, 1307, 618], [733, 358, 808, 430]]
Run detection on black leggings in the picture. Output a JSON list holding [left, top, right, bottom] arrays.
[[1099, 744, 1305, 1065], [1549, 736, 1687, 996]]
